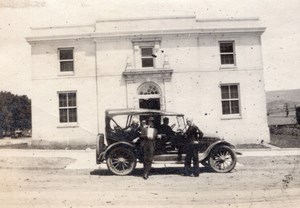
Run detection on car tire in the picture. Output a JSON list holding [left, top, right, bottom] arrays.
[[106, 146, 137, 176], [209, 145, 237, 173]]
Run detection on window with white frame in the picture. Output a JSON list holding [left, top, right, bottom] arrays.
[[221, 84, 240, 115], [132, 40, 160, 69], [58, 92, 77, 123], [141, 47, 154, 68], [219, 41, 235, 65], [59, 48, 74, 72]]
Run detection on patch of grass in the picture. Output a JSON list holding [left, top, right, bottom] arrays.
[[0, 143, 30, 149], [270, 134, 300, 148], [235, 143, 270, 149], [0, 157, 76, 169], [30, 144, 96, 150]]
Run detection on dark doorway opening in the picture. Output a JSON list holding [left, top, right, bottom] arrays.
[[139, 98, 161, 126], [139, 98, 160, 110]]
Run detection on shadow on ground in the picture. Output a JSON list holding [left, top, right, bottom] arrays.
[[90, 167, 215, 177]]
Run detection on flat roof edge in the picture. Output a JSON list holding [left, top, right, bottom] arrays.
[[96, 15, 196, 23], [30, 24, 94, 31], [196, 17, 260, 22], [26, 27, 265, 44]]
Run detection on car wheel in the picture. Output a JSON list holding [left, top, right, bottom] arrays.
[[209, 145, 237, 173], [107, 147, 137, 176]]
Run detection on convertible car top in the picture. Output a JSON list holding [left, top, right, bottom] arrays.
[[105, 108, 184, 117]]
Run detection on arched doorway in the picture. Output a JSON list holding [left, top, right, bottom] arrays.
[[137, 82, 161, 110]]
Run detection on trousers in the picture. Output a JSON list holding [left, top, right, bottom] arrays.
[[142, 139, 155, 174], [184, 143, 199, 175]]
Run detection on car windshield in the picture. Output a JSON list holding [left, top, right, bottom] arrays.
[[176, 116, 186, 130], [110, 114, 142, 130], [109, 115, 129, 129], [165, 115, 185, 131]]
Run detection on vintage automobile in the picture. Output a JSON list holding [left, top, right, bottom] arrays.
[[96, 108, 240, 176]]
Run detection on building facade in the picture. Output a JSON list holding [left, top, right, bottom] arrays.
[[26, 16, 270, 146]]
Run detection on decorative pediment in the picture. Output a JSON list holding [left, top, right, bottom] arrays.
[[123, 68, 173, 82]]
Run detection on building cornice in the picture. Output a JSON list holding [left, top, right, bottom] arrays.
[[30, 24, 95, 30], [96, 15, 196, 23], [26, 15, 265, 44], [26, 27, 265, 44], [196, 17, 260, 22], [26, 34, 94, 44]]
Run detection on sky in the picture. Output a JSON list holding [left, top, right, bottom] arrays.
[[0, 0, 299, 97]]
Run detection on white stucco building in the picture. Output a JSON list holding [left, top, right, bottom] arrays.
[[26, 15, 270, 147]]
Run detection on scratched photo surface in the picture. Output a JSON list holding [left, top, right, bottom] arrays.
[[0, 0, 299, 207]]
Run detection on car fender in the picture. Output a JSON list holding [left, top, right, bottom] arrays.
[[104, 141, 136, 159], [96, 133, 106, 164], [200, 140, 239, 161], [96, 134, 105, 154]]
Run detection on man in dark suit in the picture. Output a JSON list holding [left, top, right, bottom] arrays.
[[140, 117, 157, 179], [157, 117, 175, 153], [158, 117, 174, 138], [184, 118, 203, 177]]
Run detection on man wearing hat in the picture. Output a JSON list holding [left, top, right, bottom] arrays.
[[184, 118, 203, 177], [140, 116, 157, 179]]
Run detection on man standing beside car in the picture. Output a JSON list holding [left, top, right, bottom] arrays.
[[140, 117, 157, 180], [184, 118, 203, 177]]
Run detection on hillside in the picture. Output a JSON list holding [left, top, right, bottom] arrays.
[[266, 89, 300, 125], [266, 89, 300, 104], [266, 89, 300, 112]]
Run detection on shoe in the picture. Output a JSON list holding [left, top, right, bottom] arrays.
[[183, 173, 192, 177], [193, 173, 199, 177], [143, 173, 149, 180]]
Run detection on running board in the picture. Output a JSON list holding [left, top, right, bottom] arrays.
[[153, 153, 206, 162]]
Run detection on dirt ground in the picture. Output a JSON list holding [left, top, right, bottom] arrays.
[[0, 152, 299, 208]]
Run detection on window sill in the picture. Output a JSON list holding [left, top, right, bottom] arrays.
[[57, 123, 79, 128], [141, 66, 154, 69], [58, 72, 75, 77], [220, 65, 237, 70], [220, 114, 242, 120]]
